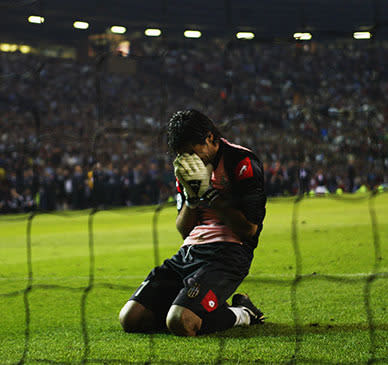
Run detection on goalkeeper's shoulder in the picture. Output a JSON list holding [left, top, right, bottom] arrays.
[[221, 140, 264, 184]]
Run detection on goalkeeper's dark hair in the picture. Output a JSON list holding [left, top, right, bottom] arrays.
[[167, 109, 222, 154]]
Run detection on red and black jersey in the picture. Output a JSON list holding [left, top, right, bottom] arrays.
[[176, 138, 266, 250]]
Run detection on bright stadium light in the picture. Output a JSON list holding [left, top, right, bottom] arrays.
[[19, 45, 31, 54], [0, 43, 11, 52], [73, 21, 89, 30], [0, 43, 18, 52], [236, 32, 255, 40], [145, 28, 162, 37], [293, 32, 312, 40], [184, 30, 202, 39], [9, 44, 18, 52], [28, 15, 44, 24], [110, 26, 126, 34], [353, 31, 371, 39]]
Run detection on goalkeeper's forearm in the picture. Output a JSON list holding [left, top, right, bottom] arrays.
[[176, 203, 199, 239], [211, 200, 258, 241]]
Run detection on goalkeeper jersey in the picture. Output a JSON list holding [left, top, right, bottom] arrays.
[[176, 138, 266, 249]]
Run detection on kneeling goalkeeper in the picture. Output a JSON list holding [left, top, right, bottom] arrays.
[[119, 110, 266, 336]]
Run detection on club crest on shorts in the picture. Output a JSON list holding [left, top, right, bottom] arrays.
[[187, 282, 200, 298]]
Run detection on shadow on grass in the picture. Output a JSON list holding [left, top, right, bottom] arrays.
[[208, 321, 388, 338]]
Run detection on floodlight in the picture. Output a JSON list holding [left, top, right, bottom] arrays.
[[0, 44, 10, 52], [353, 32, 371, 39], [28, 15, 44, 24], [19, 45, 31, 54], [184, 30, 202, 39], [236, 32, 255, 40], [0, 44, 18, 52], [73, 21, 89, 30], [293, 32, 312, 40], [110, 26, 126, 34], [145, 28, 162, 37]]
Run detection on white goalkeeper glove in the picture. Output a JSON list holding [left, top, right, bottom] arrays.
[[174, 153, 213, 208]]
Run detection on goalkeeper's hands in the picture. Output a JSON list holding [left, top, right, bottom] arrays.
[[174, 153, 213, 208]]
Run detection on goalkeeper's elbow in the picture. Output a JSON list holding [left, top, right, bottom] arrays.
[[240, 223, 258, 241]]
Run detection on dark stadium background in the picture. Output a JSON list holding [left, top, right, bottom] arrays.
[[0, 0, 387, 212]]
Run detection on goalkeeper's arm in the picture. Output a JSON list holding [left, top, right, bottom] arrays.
[[173, 152, 213, 238], [209, 197, 258, 240], [176, 202, 199, 239]]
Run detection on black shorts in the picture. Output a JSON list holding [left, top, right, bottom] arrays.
[[129, 242, 253, 324]]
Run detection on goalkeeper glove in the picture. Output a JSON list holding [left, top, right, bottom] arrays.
[[174, 153, 213, 208], [199, 186, 221, 208]]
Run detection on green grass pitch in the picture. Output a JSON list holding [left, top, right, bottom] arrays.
[[0, 193, 387, 364]]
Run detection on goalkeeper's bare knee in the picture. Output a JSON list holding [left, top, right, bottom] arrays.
[[119, 300, 155, 333], [166, 305, 202, 337]]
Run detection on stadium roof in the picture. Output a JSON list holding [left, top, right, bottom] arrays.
[[2, 0, 388, 45]]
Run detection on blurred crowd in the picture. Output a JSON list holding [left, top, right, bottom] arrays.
[[0, 39, 387, 213]]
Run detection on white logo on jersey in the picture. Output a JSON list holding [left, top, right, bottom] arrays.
[[239, 165, 248, 176], [176, 193, 183, 210], [209, 300, 215, 308]]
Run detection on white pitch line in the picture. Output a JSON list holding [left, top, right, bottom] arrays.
[[249, 272, 388, 279], [0, 275, 146, 282]]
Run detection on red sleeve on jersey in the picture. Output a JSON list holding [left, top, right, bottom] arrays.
[[176, 178, 182, 193], [235, 157, 254, 181]]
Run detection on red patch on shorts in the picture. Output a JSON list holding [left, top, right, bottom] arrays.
[[201, 290, 218, 312], [235, 157, 253, 181]]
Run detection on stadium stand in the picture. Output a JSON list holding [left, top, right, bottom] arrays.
[[0, 40, 387, 212]]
